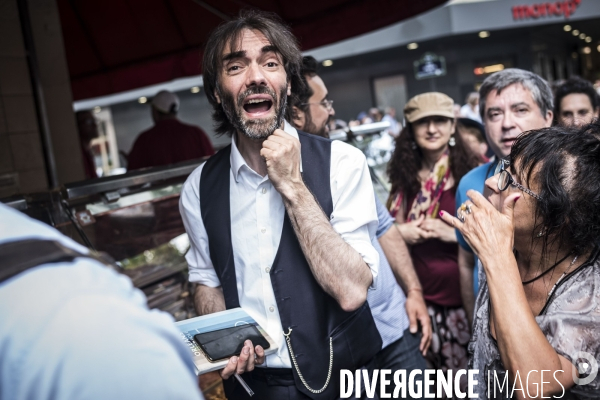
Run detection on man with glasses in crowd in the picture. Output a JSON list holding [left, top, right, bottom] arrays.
[[287, 56, 430, 396], [455, 68, 553, 325]]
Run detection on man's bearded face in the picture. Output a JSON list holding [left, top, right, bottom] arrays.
[[219, 84, 288, 140]]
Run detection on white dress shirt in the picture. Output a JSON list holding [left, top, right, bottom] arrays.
[[179, 121, 379, 368]]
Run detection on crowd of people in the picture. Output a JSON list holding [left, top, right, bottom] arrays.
[[3, 9, 600, 400]]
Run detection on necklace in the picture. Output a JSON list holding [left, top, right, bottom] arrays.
[[546, 255, 578, 299], [521, 252, 571, 285]]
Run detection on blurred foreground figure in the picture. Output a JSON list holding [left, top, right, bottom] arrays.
[[76, 110, 99, 179], [288, 55, 430, 397], [455, 68, 553, 325], [554, 77, 600, 127], [0, 203, 204, 400], [128, 90, 214, 170]]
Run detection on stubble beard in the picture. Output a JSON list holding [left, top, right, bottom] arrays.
[[220, 85, 288, 141]]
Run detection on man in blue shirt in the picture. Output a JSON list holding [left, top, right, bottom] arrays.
[[288, 56, 431, 392], [0, 203, 204, 400], [455, 69, 553, 325]]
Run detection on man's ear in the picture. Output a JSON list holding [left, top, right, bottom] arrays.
[[544, 110, 553, 127], [214, 90, 221, 104], [291, 106, 305, 130], [594, 107, 600, 118], [287, 81, 291, 97]]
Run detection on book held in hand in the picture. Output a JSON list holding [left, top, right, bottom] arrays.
[[175, 307, 278, 375]]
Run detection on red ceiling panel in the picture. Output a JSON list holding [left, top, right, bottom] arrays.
[[58, 0, 446, 100]]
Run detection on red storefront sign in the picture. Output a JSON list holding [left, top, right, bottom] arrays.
[[512, 0, 581, 20]]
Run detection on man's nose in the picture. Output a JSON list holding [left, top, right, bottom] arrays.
[[246, 63, 267, 87], [329, 105, 335, 116], [501, 111, 515, 130]]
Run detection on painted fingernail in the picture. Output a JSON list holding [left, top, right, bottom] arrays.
[[439, 211, 444, 217], [514, 195, 521, 202]]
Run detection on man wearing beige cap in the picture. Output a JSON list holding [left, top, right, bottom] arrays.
[[128, 90, 214, 170]]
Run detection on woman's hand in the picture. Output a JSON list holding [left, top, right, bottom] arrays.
[[439, 189, 519, 265], [420, 217, 457, 243], [397, 215, 431, 245]]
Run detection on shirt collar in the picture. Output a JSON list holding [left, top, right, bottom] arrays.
[[230, 120, 302, 182]]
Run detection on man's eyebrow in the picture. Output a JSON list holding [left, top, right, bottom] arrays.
[[510, 102, 530, 109], [222, 50, 246, 62], [261, 45, 278, 54]]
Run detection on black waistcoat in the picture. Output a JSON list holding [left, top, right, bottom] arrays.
[[200, 130, 382, 399]]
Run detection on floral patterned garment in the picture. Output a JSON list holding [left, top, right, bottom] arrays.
[[388, 150, 451, 221], [469, 248, 600, 400], [426, 302, 471, 399]]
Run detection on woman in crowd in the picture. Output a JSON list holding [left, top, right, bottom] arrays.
[[387, 92, 479, 375], [442, 124, 600, 398]]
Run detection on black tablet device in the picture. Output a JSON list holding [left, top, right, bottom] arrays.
[[193, 325, 271, 362]]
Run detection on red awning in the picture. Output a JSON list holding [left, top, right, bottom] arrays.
[[58, 0, 446, 101]]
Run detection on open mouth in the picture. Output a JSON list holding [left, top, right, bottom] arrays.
[[243, 97, 273, 117]]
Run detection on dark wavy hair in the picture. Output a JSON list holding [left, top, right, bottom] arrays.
[[286, 56, 318, 122], [510, 122, 600, 260], [202, 10, 305, 136], [553, 77, 600, 125], [387, 120, 479, 204]]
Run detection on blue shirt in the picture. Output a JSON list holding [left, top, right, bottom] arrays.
[[455, 161, 497, 293], [367, 197, 410, 348], [0, 204, 204, 400]]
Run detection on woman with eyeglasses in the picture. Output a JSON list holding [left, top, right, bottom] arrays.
[[387, 92, 479, 377], [441, 124, 600, 398]]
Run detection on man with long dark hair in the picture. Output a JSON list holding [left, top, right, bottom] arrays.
[[179, 11, 382, 399]]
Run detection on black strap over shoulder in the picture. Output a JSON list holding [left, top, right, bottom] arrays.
[[0, 239, 113, 284]]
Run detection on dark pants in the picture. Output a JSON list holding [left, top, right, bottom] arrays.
[[372, 329, 427, 399], [223, 367, 310, 400]]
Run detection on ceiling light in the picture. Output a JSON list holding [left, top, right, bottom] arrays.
[[583, 47, 592, 54], [478, 31, 490, 38], [580, 33, 586, 39], [322, 59, 333, 67], [597, 45, 600, 53], [93, 106, 101, 114], [138, 97, 147, 104], [191, 86, 200, 93], [407, 42, 418, 50], [474, 64, 504, 75], [585, 36, 592, 43], [563, 25, 572, 32], [573, 29, 580, 36]]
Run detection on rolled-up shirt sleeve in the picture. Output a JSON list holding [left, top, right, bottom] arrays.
[[329, 141, 379, 287], [179, 164, 221, 287]]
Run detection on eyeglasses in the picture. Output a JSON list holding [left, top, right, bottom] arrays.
[[494, 159, 542, 200], [301, 99, 334, 111]]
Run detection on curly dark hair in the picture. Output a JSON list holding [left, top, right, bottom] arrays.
[[387, 120, 479, 205], [553, 77, 600, 125], [202, 10, 305, 136], [509, 122, 600, 260]]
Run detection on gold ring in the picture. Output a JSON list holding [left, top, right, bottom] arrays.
[[460, 203, 467, 211]]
